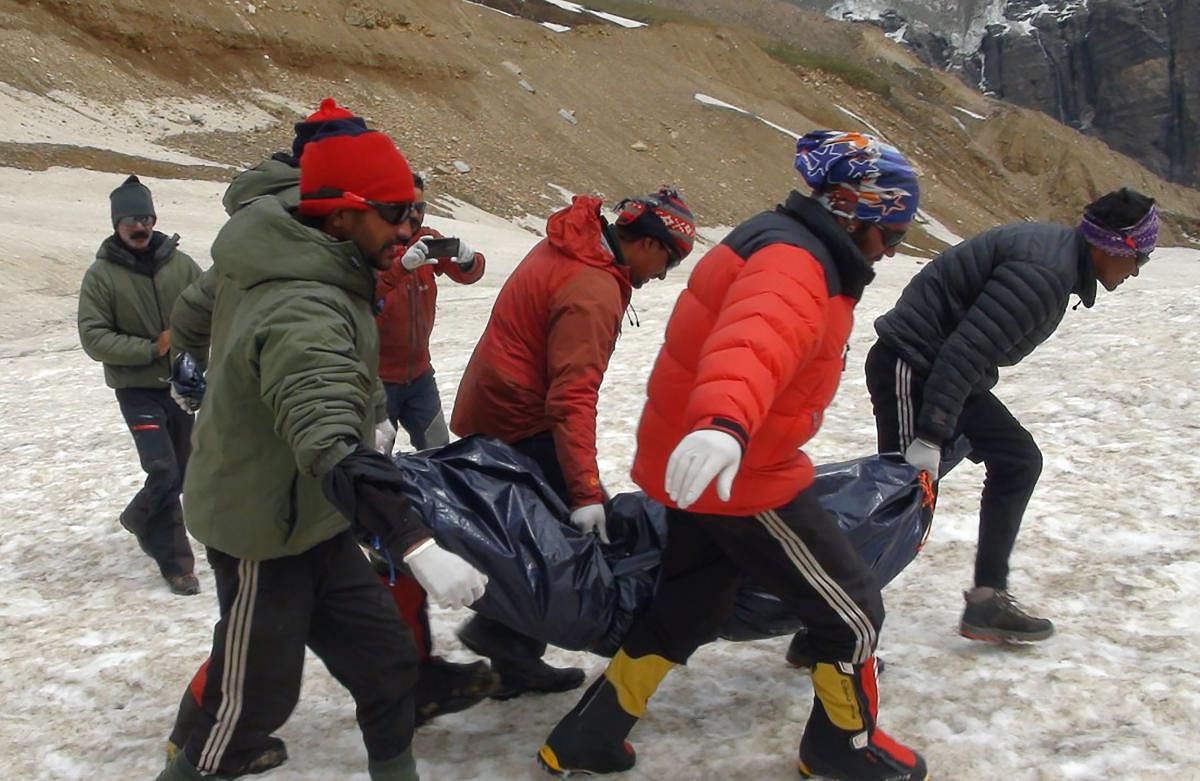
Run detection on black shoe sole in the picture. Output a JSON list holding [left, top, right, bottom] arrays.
[[959, 623, 1054, 643], [798, 758, 929, 780], [537, 744, 633, 777]]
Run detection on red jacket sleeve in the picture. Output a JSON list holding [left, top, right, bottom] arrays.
[[436, 251, 486, 284], [683, 245, 829, 447], [545, 268, 624, 508]]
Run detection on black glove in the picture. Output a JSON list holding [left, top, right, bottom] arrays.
[[169, 352, 206, 413], [322, 445, 430, 557]]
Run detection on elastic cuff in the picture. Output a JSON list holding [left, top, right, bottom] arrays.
[[695, 416, 749, 451], [402, 537, 436, 562], [312, 438, 356, 478]]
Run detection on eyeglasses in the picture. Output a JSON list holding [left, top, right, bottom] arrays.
[[301, 188, 413, 225], [407, 201, 427, 225], [118, 215, 156, 227], [877, 225, 907, 249]]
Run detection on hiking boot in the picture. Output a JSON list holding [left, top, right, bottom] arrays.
[[538, 677, 638, 777], [799, 661, 927, 780], [165, 573, 200, 596], [414, 656, 500, 726], [165, 736, 287, 776], [458, 615, 584, 700], [786, 633, 884, 675], [490, 659, 586, 701], [959, 587, 1054, 643]]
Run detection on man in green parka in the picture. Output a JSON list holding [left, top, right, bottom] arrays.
[[77, 175, 202, 595], [157, 125, 488, 781]]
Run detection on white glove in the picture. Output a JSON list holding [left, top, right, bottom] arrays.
[[454, 238, 476, 270], [169, 383, 196, 415], [403, 538, 489, 609], [904, 437, 942, 479], [664, 429, 742, 510], [399, 238, 438, 271], [374, 420, 398, 456], [569, 503, 610, 544]]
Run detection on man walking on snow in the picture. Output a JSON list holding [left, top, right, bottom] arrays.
[[164, 99, 496, 778], [538, 131, 929, 781], [375, 172, 485, 452], [451, 187, 697, 700], [867, 186, 1159, 644], [78, 175, 202, 596], [157, 125, 488, 781]]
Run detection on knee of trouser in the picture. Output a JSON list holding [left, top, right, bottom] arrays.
[[992, 441, 1042, 486], [147, 456, 183, 494]]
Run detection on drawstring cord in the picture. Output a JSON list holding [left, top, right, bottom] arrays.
[[626, 302, 640, 328], [372, 536, 397, 586]]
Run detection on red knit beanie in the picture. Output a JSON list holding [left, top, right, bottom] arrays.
[[298, 130, 415, 218]]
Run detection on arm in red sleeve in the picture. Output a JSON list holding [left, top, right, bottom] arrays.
[[436, 251, 485, 284], [544, 268, 625, 508]]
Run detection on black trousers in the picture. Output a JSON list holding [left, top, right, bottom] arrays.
[[184, 531, 419, 775], [864, 340, 1043, 590], [114, 387, 194, 578], [460, 431, 572, 666], [623, 489, 884, 665]]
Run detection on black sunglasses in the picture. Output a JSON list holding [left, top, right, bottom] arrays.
[[301, 188, 413, 225], [878, 225, 907, 249]]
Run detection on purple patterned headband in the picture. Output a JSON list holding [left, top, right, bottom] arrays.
[[1078, 206, 1158, 258]]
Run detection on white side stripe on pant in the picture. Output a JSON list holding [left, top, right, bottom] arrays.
[[198, 558, 260, 773], [755, 510, 876, 664], [895, 358, 915, 450]]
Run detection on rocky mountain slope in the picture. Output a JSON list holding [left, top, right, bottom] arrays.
[[0, 0, 1197, 249], [776, 0, 1200, 189]]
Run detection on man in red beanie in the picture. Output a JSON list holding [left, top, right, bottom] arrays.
[[451, 188, 696, 700], [157, 126, 488, 781], [165, 101, 498, 778]]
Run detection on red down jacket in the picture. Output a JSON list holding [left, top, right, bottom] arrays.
[[376, 226, 485, 384], [451, 196, 631, 509], [632, 192, 875, 516]]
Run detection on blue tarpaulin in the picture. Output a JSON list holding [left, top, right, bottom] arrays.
[[392, 436, 933, 655]]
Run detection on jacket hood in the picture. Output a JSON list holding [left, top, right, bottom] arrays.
[[211, 196, 376, 302], [221, 157, 301, 216], [546, 195, 632, 292], [97, 231, 180, 274]]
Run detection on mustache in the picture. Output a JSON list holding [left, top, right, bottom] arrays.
[[129, 231, 150, 241]]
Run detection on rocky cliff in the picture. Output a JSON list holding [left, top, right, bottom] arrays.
[[799, 0, 1200, 189]]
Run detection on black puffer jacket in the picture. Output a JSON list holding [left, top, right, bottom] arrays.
[[874, 223, 1097, 443]]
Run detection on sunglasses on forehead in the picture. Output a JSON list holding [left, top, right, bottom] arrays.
[[301, 188, 414, 225]]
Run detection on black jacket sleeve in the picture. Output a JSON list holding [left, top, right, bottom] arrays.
[[322, 445, 432, 556], [918, 263, 1067, 442]]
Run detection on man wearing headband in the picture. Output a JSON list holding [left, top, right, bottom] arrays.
[[865, 187, 1157, 646], [538, 131, 928, 780], [451, 188, 696, 700]]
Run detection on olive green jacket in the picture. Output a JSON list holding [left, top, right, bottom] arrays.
[[78, 232, 201, 389], [183, 198, 384, 560]]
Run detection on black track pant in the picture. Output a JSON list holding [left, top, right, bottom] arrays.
[[183, 531, 419, 776], [864, 340, 1043, 591], [623, 489, 884, 665], [114, 387, 194, 578]]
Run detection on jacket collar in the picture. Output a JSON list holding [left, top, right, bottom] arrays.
[[778, 191, 876, 300]]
